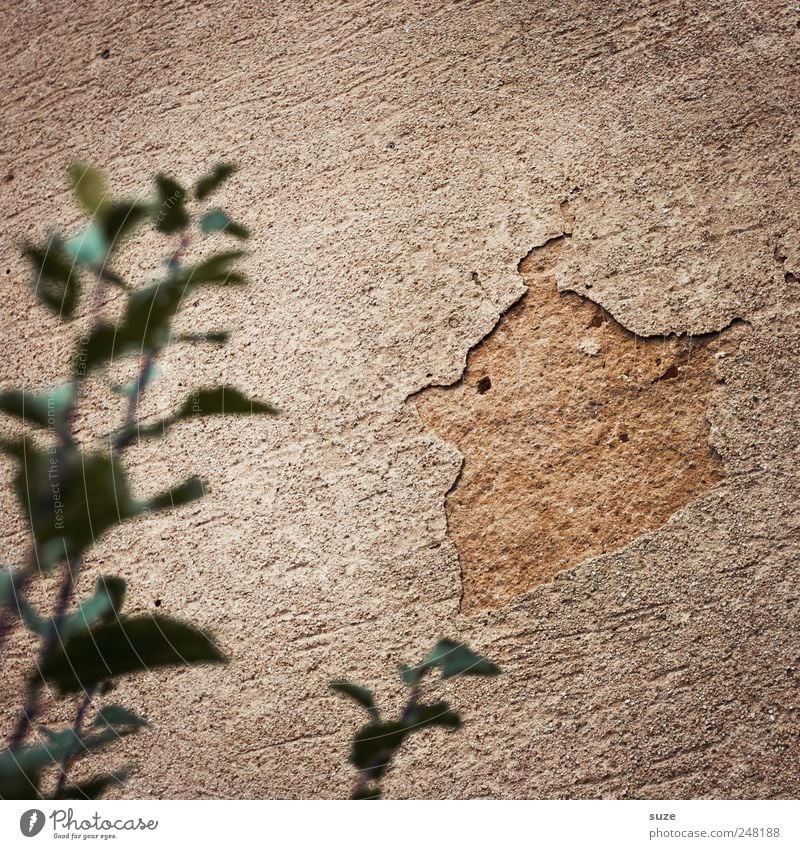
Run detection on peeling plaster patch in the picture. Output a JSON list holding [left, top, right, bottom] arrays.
[[414, 236, 744, 612]]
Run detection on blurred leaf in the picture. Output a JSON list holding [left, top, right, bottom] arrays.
[[77, 279, 185, 372], [93, 705, 148, 729], [143, 476, 205, 512], [351, 786, 382, 800], [422, 639, 500, 680], [59, 575, 126, 638], [40, 615, 226, 693], [13, 597, 47, 635], [52, 769, 128, 800], [0, 727, 128, 800], [0, 383, 74, 432], [173, 385, 277, 421], [0, 571, 46, 634], [154, 174, 189, 234], [350, 721, 407, 778], [194, 163, 236, 200], [11, 443, 139, 570], [399, 663, 425, 688], [0, 569, 13, 605], [23, 238, 82, 319], [100, 268, 130, 289], [174, 250, 248, 286], [330, 681, 380, 720], [134, 386, 277, 441], [200, 209, 249, 240], [68, 162, 109, 218], [350, 700, 461, 781], [65, 225, 108, 266], [99, 200, 150, 249]]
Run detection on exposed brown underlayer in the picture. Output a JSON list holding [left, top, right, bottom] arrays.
[[416, 238, 743, 611]]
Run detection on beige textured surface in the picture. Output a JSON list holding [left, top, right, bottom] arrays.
[[1, 0, 799, 798]]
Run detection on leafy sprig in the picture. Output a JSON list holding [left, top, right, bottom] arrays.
[[331, 639, 500, 799], [0, 161, 275, 799]]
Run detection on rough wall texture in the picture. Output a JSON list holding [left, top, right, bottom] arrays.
[[0, 0, 799, 798]]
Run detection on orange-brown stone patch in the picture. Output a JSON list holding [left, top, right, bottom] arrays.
[[415, 238, 735, 611]]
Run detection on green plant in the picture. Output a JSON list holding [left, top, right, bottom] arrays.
[[331, 639, 500, 799], [0, 161, 276, 799]]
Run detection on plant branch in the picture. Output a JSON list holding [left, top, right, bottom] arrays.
[[7, 556, 83, 746], [54, 685, 95, 795]]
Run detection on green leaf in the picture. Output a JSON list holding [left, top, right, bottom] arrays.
[[399, 663, 425, 688], [194, 163, 236, 200], [0, 569, 13, 605], [422, 639, 500, 680], [14, 597, 47, 635], [23, 238, 82, 319], [349, 701, 461, 780], [404, 701, 461, 730], [65, 225, 108, 266], [93, 705, 148, 729], [0, 572, 46, 635], [350, 721, 408, 779], [143, 476, 205, 512], [330, 681, 380, 720], [40, 615, 226, 693], [135, 386, 277, 441], [0, 727, 128, 800], [200, 209, 250, 240], [10, 443, 140, 570], [175, 250, 248, 286], [77, 278, 185, 372], [68, 162, 109, 218], [59, 575, 126, 638], [154, 174, 189, 234], [0, 383, 74, 431], [98, 200, 150, 249], [174, 386, 277, 420], [52, 770, 128, 800]]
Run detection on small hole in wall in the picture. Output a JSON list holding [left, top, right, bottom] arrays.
[[154, 599, 162, 608], [619, 432, 629, 442], [652, 364, 679, 383], [100, 49, 110, 59], [477, 376, 492, 394]]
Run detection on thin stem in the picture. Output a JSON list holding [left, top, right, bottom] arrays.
[[0, 563, 33, 653], [7, 557, 83, 746], [54, 685, 95, 795]]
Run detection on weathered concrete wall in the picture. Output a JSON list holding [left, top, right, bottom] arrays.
[[1, 0, 798, 798]]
